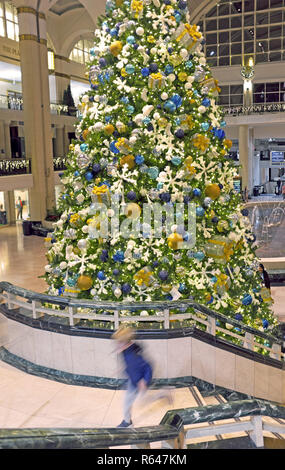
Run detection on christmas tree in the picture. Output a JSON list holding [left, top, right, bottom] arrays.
[[44, 0, 278, 332]]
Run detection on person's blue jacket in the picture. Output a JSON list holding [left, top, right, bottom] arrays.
[[122, 343, 153, 388]]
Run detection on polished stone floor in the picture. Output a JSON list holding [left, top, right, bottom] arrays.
[[0, 223, 285, 437]]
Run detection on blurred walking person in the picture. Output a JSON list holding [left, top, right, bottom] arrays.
[[112, 326, 172, 428]]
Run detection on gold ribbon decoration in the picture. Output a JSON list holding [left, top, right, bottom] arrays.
[[134, 267, 153, 287], [207, 237, 234, 262], [192, 134, 210, 152], [214, 273, 230, 292], [131, 0, 144, 18], [176, 23, 202, 43], [92, 184, 109, 203]]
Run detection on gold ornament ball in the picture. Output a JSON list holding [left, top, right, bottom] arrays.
[[205, 183, 221, 200], [110, 41, 123, 57], [104, 124, 115, 135], [217, 220, 229, 232], [82, 129, 89, 141], [167, 232, 183, 250], [161, 284, 172, 293], [125, 203, 141, 219], [77, 275, 93, 291]]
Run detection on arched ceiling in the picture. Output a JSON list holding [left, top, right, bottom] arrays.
[[50, 0, 84, 15]]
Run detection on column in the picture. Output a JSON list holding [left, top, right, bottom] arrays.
[[5, 191, 16, 225], [239, 125, 254, 196], [4, 121, 12, 159], [54, 55, 71, 103], [15, 4, 55, 221], [55, 125, 65, 157], [0, 120, 5, 158]]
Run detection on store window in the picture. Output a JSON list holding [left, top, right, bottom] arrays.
[[69, 39, 94, 65], [14, 190, 29, 221], [0, 191, 7, 225], [0, 2, 19, 41]]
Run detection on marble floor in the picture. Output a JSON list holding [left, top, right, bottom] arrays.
[[0, 223, 285, 433]]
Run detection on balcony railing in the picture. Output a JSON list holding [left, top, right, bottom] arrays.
[[0, 157, 66, 176], [222, 102, 285, 116], [0, 281, 282, 361], [0, 158, 31, 176], [0, 95, 73, 116]]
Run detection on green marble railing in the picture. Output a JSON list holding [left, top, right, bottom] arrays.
[[0, 281, 282, 361], [0, 399, 284, 449]]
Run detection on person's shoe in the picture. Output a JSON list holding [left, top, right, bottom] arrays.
[[117, 420, 133, 428]]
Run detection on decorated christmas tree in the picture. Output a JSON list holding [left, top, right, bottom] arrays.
[[44, 0, 278, 332]]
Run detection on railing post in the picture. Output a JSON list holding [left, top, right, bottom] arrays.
[[164, 309, 169, 329], [270, 343, 282, 361], [249, 416, 264, 448], [7, 293, 17, 310], [161, 429, 185, 449], [69, 306, 75, 326], [32, 300, 43, 319], [243, 332, 254, 350], [207, 316, 216, 336], [114, 310, 119, 330]]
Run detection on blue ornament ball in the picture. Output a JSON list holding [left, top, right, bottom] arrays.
[[135, 154, 144, 165], [194, 251, 205, 261], [85, 171, 94, 181], [97, 271, 106, 280], [158, 270, 169, 281], [164, 100, 177, 113], [242, 294, 252, 306], [159, 192, 171, 203], [127, 191, 137, 201], [113, 268, 120, 276], [193, 188, 201, 197], [141, 67, 150, 77], [196, 206, 205, 217], [262, 319, 269, 329], [127, 35, 135, 44], [175, 129, 185, 139], [149, 63, 158, 73], [201, 122, 210, 131], [235, 313, 243, 321], [202, 98, 211, 107], [122, 283, 132, 294], [92, 163, 101, 174], [125, 64, 135, 74]]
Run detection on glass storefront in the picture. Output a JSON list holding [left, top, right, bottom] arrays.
[[14, 189, 29, 221], [0, 191, 7, 225]]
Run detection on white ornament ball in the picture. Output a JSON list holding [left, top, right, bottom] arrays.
[[153, 112, 160, 120], [185, 82, 193, 91], [129, 136, 137, 144], [77, 239, 88, 251], [76, 194, 85, 204], [140, 310, 149, 316], [171, 224, 178, 232], [94, 122, 103, 131], [59, 262, 67, 270], [136, 26, 144, 36], [82, 95, 89, 103], [45, 265, 52, 272], [114, 288, 122, 298], [82, 225, 89, 234], [168, 74, 176, 82], [180, 48, 189, 59], [198, 105, 207, 113], [161, 92, 168, 100]]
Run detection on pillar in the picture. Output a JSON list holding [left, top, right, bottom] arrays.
[[5, 191, 16, 225], [55, 126, 65, 157], [15, 4, 55, 221], [54, 55, 71, 103], [239, 125, 254, 195], [4, 121, 12, 159]]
